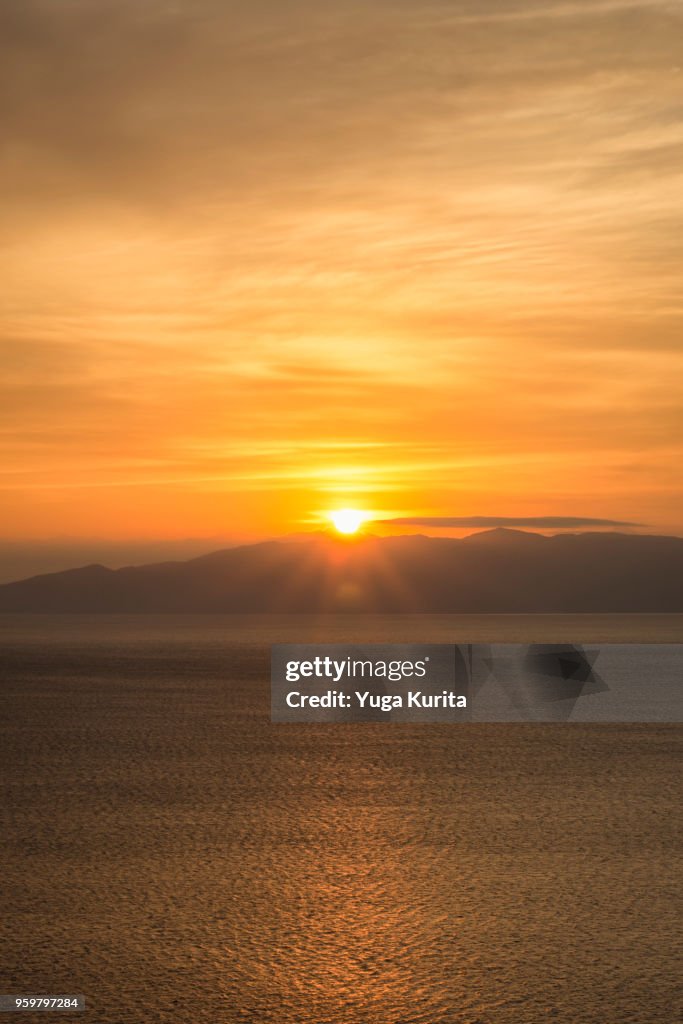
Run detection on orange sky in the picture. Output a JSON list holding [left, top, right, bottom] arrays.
[[2, 0, 682, 548]]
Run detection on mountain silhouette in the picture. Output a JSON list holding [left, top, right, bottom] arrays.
[[0, 530, 681, 612]]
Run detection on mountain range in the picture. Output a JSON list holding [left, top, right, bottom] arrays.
[[1, 529, 682, 612]]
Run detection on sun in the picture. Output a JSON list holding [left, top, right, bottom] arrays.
[[329, 509, 367, 535]]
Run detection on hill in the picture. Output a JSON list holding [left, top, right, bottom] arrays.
[[0, 530, 682, 612]]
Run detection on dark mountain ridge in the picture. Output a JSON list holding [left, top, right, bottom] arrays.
[[0, 530, 682, 612]]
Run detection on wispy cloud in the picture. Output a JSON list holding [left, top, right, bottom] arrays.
[[1, 0, 681, 539], [376, 516, 643, 529]]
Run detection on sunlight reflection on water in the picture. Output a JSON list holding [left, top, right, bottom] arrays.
[[1, 614, 681, 1022]]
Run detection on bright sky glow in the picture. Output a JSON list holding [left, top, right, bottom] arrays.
[[1, 0, 682, 545]]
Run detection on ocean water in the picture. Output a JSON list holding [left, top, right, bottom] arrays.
[[1, 614, 681, 1023]]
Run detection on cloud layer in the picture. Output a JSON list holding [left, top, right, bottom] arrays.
[[377, 517, 642, 529], [1, 0, 681, 540]]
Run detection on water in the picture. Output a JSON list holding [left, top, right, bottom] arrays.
[[1, 615, 681, 1023]]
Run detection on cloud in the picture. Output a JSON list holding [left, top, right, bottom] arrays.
[[1, 0, 681, 539], [377, 516, 643, 529]]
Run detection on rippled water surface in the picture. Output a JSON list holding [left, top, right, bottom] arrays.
[[1, 615, 681, 1023]]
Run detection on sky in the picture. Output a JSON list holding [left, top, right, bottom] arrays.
[[1, 0, 682, 571]]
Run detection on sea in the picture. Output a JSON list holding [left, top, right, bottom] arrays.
[[1, 614, 681, 1024]]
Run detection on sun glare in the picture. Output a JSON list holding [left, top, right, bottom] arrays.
[[329, 509, 367, 535]]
